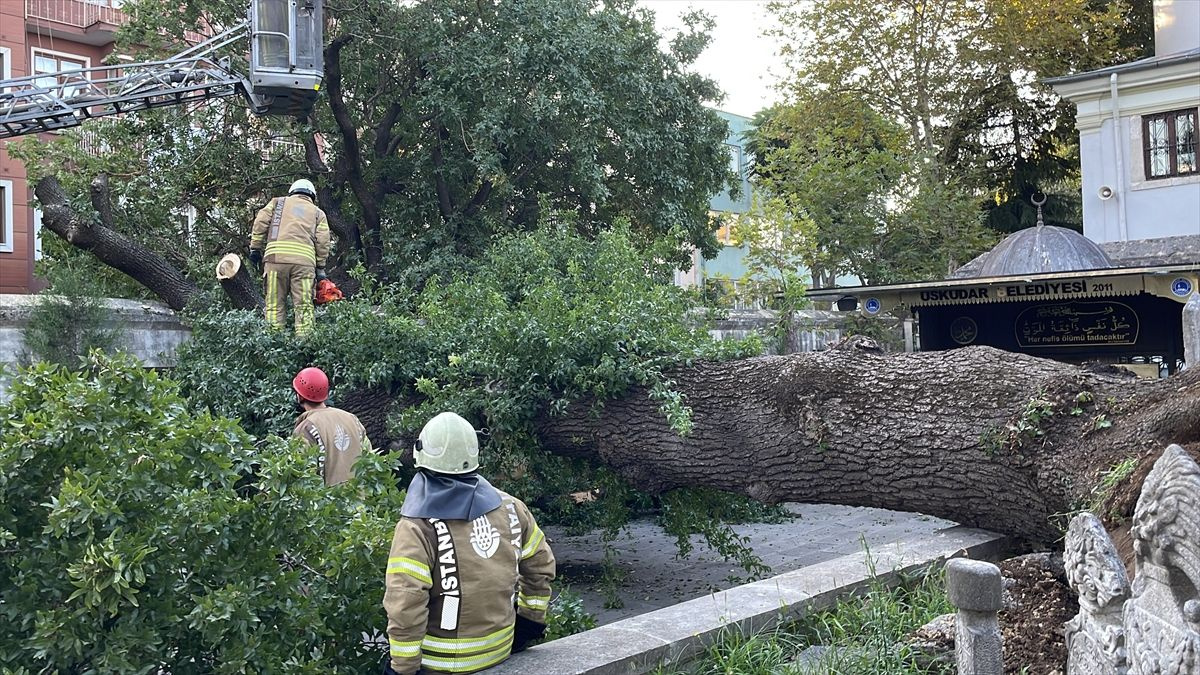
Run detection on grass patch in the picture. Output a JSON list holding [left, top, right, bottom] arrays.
[[653, 565, 953, 674]]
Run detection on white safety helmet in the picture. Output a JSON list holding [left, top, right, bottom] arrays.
[[415, 412, 480, 474], [289, 178, 316, 198]]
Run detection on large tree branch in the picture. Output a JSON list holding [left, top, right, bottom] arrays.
[[36, 176, 263, 312], [35, 176, 199, 311], [324, 35, 384, 271], [301, 127, 363, 260]]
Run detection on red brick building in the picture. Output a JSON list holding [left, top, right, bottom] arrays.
[[0, 0, 125, 293]]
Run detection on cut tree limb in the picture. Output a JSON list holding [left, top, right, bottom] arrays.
[[35, 175, 200, 311], [35, 175, 264, 312], [533, 341, 1199, 543]]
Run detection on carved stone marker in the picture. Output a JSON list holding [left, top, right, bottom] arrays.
[[1064, 512, 1130, 674], [1124, 445, 1200, 674], [1183, 293, 1200, 369], [947, 557, 1004, 675], [1065, 445, 1200, 675]]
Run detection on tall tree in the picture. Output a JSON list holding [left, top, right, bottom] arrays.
[[743, 92, 992, 285], [18, 0, 732, 306], [757, 0, 1141, 262]]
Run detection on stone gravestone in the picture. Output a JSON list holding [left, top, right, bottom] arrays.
[[1064, 512, 1130, 673], [1065, 445, 1200, 675], [946, 557, 1004, 675], [1124, 445, 1200, 673]]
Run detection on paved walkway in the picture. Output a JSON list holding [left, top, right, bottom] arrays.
[[545, 503, 957, 625]]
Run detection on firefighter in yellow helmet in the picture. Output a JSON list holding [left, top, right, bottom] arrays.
[[248, 179, 330, 335], [291, 367, 373, 486], [382, 412, 556, 675]]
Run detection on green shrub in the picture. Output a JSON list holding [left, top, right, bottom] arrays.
[[0, 353, 404, 673], [544, 588, 599, 641], [21, 263, 119, 368]]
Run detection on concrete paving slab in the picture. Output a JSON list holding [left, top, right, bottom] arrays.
[[492, 523, 1008, 675], [547, 502, 960, 625]]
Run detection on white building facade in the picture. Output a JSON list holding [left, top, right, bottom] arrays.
[[1048, 0, 1200, 244]]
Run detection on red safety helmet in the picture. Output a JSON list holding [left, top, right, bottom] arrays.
[[292, 367, 329, 403]]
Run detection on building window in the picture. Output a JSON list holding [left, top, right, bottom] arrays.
[[31, 48, 91, 99], [1143, 108, 1199, 179], [0, 180, 13, 254], [0, 46, 10, 93], [727, 144, 742, 179], [33, 209, 44, 261]]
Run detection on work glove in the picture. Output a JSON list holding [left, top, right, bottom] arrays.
[[248, 249, 263, 269], [511, 613, 547, 653], [315, 267, 328, 281]]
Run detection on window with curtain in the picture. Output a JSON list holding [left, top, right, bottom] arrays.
[[1143, 108, 1199, 179]]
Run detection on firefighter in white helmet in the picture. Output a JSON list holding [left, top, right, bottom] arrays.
[[382, 412, 556, 675], [248, 178, 330, 335]]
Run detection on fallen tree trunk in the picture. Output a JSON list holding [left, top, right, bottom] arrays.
[[533, 340, 1199, 544]]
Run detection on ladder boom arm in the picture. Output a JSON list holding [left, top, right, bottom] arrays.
[[0, 0, 324, 140]]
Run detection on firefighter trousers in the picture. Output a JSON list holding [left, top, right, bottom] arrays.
[[263, 262, 315, 335]]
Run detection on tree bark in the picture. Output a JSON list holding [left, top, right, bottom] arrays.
[[36, 176, 264, 312], [532, 341, 1199, 544], [35, 176, 200, 312]]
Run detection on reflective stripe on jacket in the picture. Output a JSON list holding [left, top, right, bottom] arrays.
[[383, 490, 555, 674], [249, 194, 331, 268]]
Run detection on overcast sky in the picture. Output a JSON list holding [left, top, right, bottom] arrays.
[[637, 0, 787, 119]]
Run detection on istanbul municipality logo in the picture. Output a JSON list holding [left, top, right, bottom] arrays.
[[1171, 278, 1193, 298], [864, 298, 882, 315]]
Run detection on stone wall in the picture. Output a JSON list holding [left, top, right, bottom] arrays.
[[0, 293, 190, 397], [704, 308, 894, 354]]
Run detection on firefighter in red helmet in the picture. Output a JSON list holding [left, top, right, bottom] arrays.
[[291, 367, 373, 486]]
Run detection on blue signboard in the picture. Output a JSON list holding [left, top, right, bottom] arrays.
[[864, 298, 881, 315], [1171, 277, 1193, 297]]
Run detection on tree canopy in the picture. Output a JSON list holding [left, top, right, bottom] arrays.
[[15, 0, 733, 300], [740, 0, 1151, 285]]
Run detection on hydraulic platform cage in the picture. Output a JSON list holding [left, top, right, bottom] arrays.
[[250, 0, 323, 92]]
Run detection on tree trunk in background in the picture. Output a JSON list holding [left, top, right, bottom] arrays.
[[536, 340, 1200, 544]]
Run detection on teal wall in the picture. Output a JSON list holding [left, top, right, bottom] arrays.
[[697, 110, 857, 291], [709, 110, 753, 215]]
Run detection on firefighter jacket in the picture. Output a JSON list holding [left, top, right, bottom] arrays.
[[292, 406, 372, 486], [383, 485, 556, 674], [249, 194, 331, 268]]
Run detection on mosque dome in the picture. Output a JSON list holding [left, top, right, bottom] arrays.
[[976, 226, 1113, 277]]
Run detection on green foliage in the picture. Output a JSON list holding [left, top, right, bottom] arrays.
[[21, 263, 120, 368], [543, 588, 599, 641], [654, 566, 953, 674], [745, 91, 994, 286], [657, 488, 792, 582], [0, 353, 404, 672], [767, 0, 1140, 244]]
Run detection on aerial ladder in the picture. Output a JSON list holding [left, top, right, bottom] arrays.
[[0, 0, 324, 140]]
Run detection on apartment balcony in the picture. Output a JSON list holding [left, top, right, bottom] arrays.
[[25, 0, 128, 46]]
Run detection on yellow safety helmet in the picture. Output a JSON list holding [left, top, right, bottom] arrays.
[[415, 412, 480, 474]]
